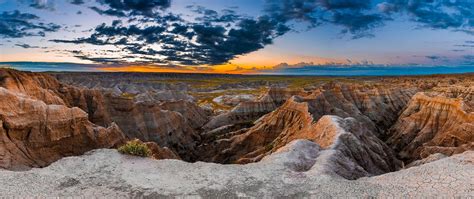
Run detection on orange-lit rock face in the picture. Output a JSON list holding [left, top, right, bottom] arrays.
[[0, 69, 208, 162], [0, 69, 65, 105], [388, 91, 474, 163], [0, 87, 125, 170], [199, 84, 417, 167]]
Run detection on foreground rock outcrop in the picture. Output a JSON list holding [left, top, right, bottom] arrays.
[[0, 88, 126, 170], [0, 148, 471, 197]]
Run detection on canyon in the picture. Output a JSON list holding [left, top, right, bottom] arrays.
[[0, 69, 472, 197]]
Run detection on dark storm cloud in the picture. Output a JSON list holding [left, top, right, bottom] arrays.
[[0, 10, 61, 38], [379, 0, 474, 34], [265, 0, 474, 38], [332, 12, 384, 38], [265, 0, 386, 38], [51, 6, 290, 66], [46, 0, 473, 67], [91, 0, 171, 17], [70, 0, 85, 5]]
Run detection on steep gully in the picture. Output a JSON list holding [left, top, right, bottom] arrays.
[[0, 69, 472, 179]]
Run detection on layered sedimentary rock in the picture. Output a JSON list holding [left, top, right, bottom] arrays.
[[387, 91, 474, 163], [0, 69, 207, 161], [159, 100, 209, 129], [203, 88, 306, 130], [1, 68, 472, 181], [202, 97, 314, 163], [95, 98, 201, 159], [303, 83, 418, 137], [145, 142, 181, 160], [306, 116, 402, 179], [0, 88, 126, 170], [0, 69, 65, 105], [135, 91, 195, 103], [201, 98, 402, 178], [212, 94, 256, 106], [200, 83, 417, 165]]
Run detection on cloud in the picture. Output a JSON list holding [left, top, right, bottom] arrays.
[[425, 55, 449, 62], [379, 0, 474, 34], [272, 62, 317, 69], [463, 55, 474, 65], [264, 0, 473, 38], [51, 8, 289, 66], [269, 59, 378, 70], [425, 55, 442, 60], [44, 0, 473, 68], [15, 43, 42, 48], [91, 0, 171, 17], [0, 10, 61, 38], [265, 0, 386, 38], [187, 5, 242, 23], [70, 0, 85, 5], [454, 40, 474, 48], [27, 0, 55, 10]]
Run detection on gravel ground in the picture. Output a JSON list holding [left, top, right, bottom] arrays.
[[0, 148, 472, 198]]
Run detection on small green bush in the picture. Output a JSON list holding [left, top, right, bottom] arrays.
[[118, 139, 152, 157]]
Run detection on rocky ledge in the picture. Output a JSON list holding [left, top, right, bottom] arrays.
[[0, 148, 471, 198]]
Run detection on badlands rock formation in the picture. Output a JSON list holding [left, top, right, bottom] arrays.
[[200, 83, 417, 168], [203, 88, 306, 130], [0, 87, 125, 170], [0, 69, 208, 161], [212, 94, 256, 106], [0, 69, 472, 197], [388, 91, 474, 163], [0, 69, 65, 105]]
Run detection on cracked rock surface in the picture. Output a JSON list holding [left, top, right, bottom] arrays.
[[0, 149, 472, 198]]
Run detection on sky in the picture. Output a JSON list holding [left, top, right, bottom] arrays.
[[0, 0, 473, 74]]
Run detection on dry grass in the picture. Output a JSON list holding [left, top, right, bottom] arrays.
[[118, 139, 151, 157]]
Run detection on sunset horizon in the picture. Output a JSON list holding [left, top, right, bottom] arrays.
[[1, 0, 473, 75]]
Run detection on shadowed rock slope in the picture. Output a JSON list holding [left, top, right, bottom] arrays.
[[203, 88, 306, 131], [387, 89, 474, 163], [199, 83, 417, 169]]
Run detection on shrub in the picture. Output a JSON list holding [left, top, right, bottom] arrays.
[[118, 139, 152, 157]]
